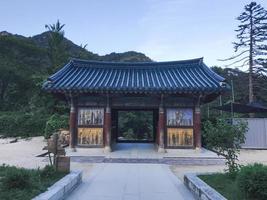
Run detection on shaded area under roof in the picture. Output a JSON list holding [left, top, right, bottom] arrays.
[[42, 58, 228, 94], [213, 102, 267, 113]]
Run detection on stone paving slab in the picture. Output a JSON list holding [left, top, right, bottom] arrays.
[[66, 163, 195, 200]]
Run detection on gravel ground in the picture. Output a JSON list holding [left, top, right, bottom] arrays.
[[0, 136, 266, 176], [171, 149, 267, 180], [0, 136, 48, 169]]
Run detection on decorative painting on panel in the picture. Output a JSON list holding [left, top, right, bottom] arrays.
[[167, 128, 193, 147], [78, 128, 103, 146], [166, 108, 193, 126], [78, 108, 104, 126]]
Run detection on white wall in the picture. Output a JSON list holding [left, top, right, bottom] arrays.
[[234, 118, 267, 149]]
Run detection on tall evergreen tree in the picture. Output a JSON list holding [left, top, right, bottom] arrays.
[[220, 2, 267, 103], [45, 20, 68, 73]]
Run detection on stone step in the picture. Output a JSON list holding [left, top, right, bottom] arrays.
[[70, 156, 225, 165]]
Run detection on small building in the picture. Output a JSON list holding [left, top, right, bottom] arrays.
[[43, 58, 227, 152]]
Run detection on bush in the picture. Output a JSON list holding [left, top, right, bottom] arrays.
[[0, 164, 67, 200], [40, 165, 56, 179], [1, 166, 34, 190], [237, 163, 267, 200], [44, 114, 69, 138], [0, 112, 48, 137], [203, 118, 247, 174]]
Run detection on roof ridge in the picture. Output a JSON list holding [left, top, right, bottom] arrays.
[[71, 57, 203, 65], [70, 57, 204, 68]]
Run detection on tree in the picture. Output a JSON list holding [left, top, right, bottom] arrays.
[[0, 35, 47, 110], [45, 20, 68, 73], [220, 2, 267, 104], [203, 118, 248, 174]]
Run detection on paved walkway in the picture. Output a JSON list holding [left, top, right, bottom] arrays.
[[66, 163, 195, 200]]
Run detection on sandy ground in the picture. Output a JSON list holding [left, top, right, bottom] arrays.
[[0, 136, 94, 172], [0, 136, 49, 169], [171, 149, 267, 181], [0, 136, 266, 176]]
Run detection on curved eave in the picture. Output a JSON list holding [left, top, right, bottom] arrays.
[[43, 84, 227, 95]]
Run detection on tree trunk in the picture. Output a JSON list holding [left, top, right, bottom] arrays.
[[0, 80, 8, 102], [249, 8, 254, 117]]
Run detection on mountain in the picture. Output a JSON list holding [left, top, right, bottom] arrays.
[[0, 30, 152, 63], [0, 30, 152, 111], [30, 31, 152, 62]]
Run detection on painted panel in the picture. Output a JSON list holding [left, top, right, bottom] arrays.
[[78, 128, 103, 145], [167, 128, 193, 147], [166, 108, 193, 126], [78, 108, 104, 126]]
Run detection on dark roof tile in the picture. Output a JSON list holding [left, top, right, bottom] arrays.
[[43, 58, 228, 94]]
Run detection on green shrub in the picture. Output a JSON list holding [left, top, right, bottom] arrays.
[[237, 163, 267, 200], [203, 118, 247, 174], [1, 166, 34, 190], [0, 164, 66, 200], [44, 114, 68, 138], [40, 165, 56, 179], [0, 112, 48, 137]]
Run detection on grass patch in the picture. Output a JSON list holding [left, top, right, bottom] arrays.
[[0, 165, 66, 200], [199, 173, 244, 200]]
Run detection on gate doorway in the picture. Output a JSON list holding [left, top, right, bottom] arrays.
[[111, 109, 158, 143]]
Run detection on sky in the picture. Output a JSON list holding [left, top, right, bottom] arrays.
[[1, 0, 267, 66]]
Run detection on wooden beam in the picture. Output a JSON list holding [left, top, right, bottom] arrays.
[[69, 96, 77, 150]]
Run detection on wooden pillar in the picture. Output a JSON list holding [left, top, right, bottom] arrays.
[[104, 103, 112, 152], [158, 105, 165, 153], [194, 105, 201, 149], [69, 97, 76, 151]]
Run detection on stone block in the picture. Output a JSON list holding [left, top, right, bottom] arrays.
[[56, 156, 70, 173], [33, 170, 82, 200], [184, 173, 226, 200]]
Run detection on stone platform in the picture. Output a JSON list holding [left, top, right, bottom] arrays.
[[66, 143, 225, 165]]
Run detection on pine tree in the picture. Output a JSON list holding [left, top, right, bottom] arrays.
[[45, 20, 68, 73], [220, 2, 267, 103]]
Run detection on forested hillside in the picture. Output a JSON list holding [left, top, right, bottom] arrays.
[[0, 30, 151, 137], [202, 67, 267, 118]]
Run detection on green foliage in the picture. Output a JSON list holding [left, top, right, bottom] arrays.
[[1, 166, 33, 190], [0, 164, 66, 200], [118, 111, 153, 141], [0, 35, 48, 111], [201, 67, 267, 120], [45, 20, 69, 73], [200, 163, 267, 200], [0, 112, 49, 137], [203, 118, 247, 174], [237, 163, 267, 200], [40, 165, 56, 179], [199, 173, 243, 200], [102, 51, 152, 62], [0, 30, 152, 138], [44, 114, 69, 138]]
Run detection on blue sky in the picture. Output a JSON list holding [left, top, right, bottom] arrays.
[[1, 0, 267, 66]]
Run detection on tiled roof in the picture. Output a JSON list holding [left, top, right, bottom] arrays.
[[42, 58, 228, 94]]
